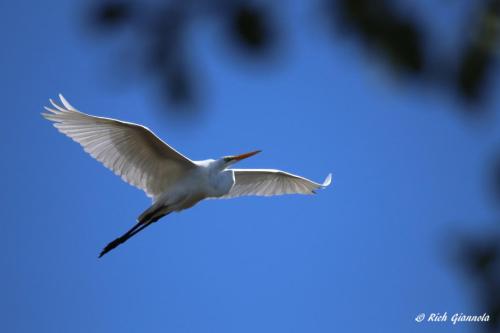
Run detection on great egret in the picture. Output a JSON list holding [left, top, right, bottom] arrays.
[[43, 95, 332, 257]]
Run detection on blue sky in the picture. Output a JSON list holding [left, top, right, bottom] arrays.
[[1, 1, 499, 332]]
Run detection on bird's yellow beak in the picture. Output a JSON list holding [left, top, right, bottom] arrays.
[[231, 150, 261, 161]]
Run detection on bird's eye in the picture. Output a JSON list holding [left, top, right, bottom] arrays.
[[223, 157, 232, 163]]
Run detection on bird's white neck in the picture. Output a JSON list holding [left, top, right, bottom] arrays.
[[196, 158, 227, 173]]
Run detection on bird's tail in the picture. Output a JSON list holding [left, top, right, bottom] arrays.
[[98, 205, 170, 258]]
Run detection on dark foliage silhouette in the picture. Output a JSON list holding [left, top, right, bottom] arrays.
[[88, 0, 277, 109], [326, 0, 500, 106], [327, 0, 423, 73], [454, 235, 500, 331], [456, 0, 500, 101], [88, 0, 499, 113]]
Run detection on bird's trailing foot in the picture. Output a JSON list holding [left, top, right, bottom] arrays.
[[98, 220, 153, 258], [99, 235, 128, 258]]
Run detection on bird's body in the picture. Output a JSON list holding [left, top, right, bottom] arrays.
[[43, 95, 331, 257], [141, 160, 234, 221]]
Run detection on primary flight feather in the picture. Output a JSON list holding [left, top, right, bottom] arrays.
[[43, 95, 332, 257]]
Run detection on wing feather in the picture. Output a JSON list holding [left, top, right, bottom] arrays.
[[42, 94, 196, 198], [221, 169, 332, 198]]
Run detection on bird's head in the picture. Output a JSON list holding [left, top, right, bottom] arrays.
[[221, 150, 261, 168]]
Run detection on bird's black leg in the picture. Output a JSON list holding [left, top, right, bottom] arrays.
[[98, 209, 171, 258], [99, 221, 153, 258]]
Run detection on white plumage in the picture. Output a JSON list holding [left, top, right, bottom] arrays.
[[224, 169, 331, 198], [43, 95, 196, 199], [43, 95, 331, 257]]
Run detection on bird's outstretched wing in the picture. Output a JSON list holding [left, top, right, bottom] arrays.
[[222, 169, 332, 198], [42, 94, 196, 199]]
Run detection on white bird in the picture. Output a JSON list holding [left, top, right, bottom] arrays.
[[43, 95, 332, 257]]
